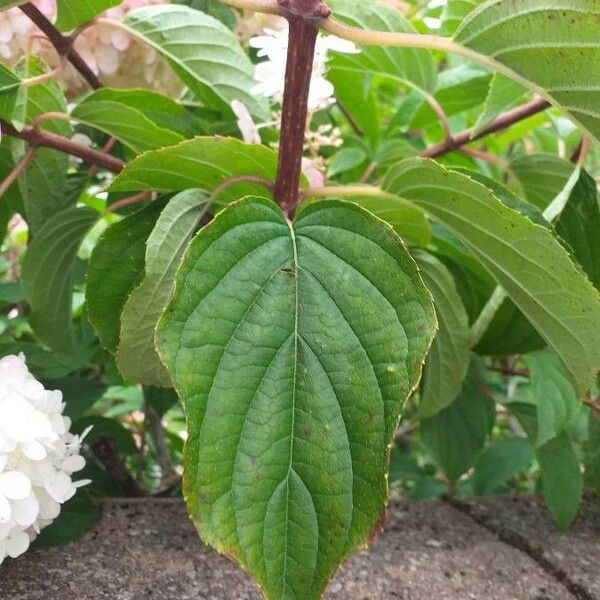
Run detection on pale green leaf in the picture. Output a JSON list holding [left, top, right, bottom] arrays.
[[523, 350, 581, 447], [22, 207, 99, 353], [122, 5, 268, 120], [383, 158, 600, 395], [441, 0, 480, 35], [71, 90, 186, 153], [157, 197, 436, 600], [109, 137, 279, 203], [116, 190, 211, 386], [328, 0, 437, 95], [87, 200, 166, 353], [414, 251, 471, 419], [454, 0, 600, 143], [421, 360, 496, 482], [55, 0, 119, 31], [474, 73, 529, 135]]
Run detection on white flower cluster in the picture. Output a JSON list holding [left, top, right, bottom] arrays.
[[249, 24, 359, 111], [0, 354, 91, 565]]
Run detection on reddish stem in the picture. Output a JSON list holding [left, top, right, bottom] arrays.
[[20, 2, 102, 89], [274, 0, 330, 217]]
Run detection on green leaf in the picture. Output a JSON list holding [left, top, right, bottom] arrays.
[[0, 63, 21, 121], [0, 0, 27, 9], [474, 73, 529, 135], [109, 137, 279, 202], [87, 200, 166, 354], [383, 158, 600, 396], [74, 88, 202, 138], [523, 350, 581, 447], [122, 5, 268, 120], [12, 55, 72, 234], [328, 0, 437, 95], [472, 437, 533, 496], [508, 402, 583, 529], [116, 190, 211, 386], [414, 251, 471, 419], [421, 360, 496, 483], [538, 434, 583, 529], [32, 491, 101, 549], [511, 157, 600, 289], [327, 147, 367, 178], [555, 172, 600, 289], [43, 377, 108, 420], [156, 196, 436, 600], [22, 207, 99, 353], [510, 154, 573, 210], [55, 0, 119, 31], [454, 0, 600, 143], [410, 65, 492, 130], [441, 0, 479, 35], [144, 386, 179, 419], [71, 89, 186, 153], [585, 416, 600, 497]]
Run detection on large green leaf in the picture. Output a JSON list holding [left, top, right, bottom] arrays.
[[454, 0, 600, 143], [55, 0, 120, 31], [156, 197, 436, 600], [22, 207, 99, 353], [414, 251, 471, 419], [0, 0, 26, 8], [87, 200, 166, 353], [421, 360, 496, 483], [12, 56, 71, 234], [109, 137, 279, 202], [116, 190, 211, 386], [328, 0, 436, 96], [585, 416, 600, 497], [122, 5, 268, 120], [523, 350, 581, 447], [71, 89, 186, 154], [383, 158, 600, 396]]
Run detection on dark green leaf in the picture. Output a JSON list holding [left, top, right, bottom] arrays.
[[157, 196, 437, 600], [421, 360, 496, 483]]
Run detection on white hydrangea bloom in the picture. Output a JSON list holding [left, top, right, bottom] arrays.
[[249, 25, 360, 111], [0, 354, 91, 566]]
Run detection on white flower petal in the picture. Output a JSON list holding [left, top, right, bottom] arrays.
[[0, 471, 32, 500], [61, 455, 85, 474], [6, 530, 29, 558], [22, 440, 47, 461], [11, 494, 39, 528], [44, 472, 75, 503], [0, 494, 11, 524]]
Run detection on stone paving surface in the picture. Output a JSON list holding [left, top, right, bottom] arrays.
[[0, 496, 598, 600]]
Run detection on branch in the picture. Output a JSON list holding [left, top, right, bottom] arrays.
[[0, 146, 37, 199], [0, 119, 124, 173], [421, 98, 550, 158], [20, 2, 101, 89]]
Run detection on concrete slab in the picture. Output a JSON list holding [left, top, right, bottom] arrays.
[[0, 496, 597, 600]]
